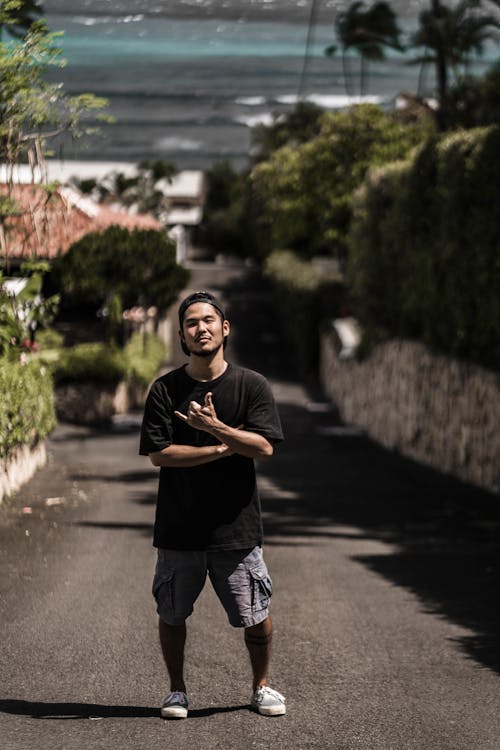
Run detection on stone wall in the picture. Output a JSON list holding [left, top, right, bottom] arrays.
[[320, 328, 500, 495], [0, 441, 47, 503]]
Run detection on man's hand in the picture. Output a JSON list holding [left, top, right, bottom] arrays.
[[175, 392, 272, 459], [174, 392, 219, 433]]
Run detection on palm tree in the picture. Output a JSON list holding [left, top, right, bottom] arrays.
[[325, 1, 403, 96], [409, 0, 500, 128]]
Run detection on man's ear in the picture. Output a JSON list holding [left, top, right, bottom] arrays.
[[223, 319, 230, 336]]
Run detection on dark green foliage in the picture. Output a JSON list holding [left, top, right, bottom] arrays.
[[53, 332, 166, 386], [446, 65, 500, 128], [0, 358, 56, 458], [251, 102, 325, 162], [51, 226, 189, 313], [348, 126, 500, 370], [203, 161, 257, 258], [124, 331, 167, 387], [54, 342, 129, 384], [264, 250, 346, 374], [326, 1, 403, 96], [252, 105, 432, 260]]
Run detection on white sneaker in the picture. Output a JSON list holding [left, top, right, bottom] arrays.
[[160, 690, 189, 719], [251, 686, 286, 716]]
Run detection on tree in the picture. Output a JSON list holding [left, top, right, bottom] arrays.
[[0, 2, 109, 181], [0, 0, 42, 39], [251, 102, 325, 162], [325, 1, 403, 96], [51, 227, 189, 315], [251, 104, 432, 261], [409, 0, 500, 129]]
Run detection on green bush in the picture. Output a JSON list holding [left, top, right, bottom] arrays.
[[0, 359, 56, 459], [264, 249, 345, 374], [54, 343, 128, 384], [50, 226, 189, 313], [348, 126, 500, 370], [36, 327, 64, 350], [124, 332, 167, 387], [53, 332, 167, 386]]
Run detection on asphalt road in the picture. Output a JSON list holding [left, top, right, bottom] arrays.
[[1, 261, 499, 749]]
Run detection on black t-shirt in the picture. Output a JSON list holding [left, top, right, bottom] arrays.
[[139, 363, 283, 550]]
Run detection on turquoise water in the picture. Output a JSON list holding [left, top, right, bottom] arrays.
[[43, 9, 499, 169]]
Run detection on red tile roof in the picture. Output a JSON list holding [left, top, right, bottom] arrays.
[[0, 184, 163, 260]]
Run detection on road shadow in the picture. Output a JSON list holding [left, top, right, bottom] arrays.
[[0, 698, 250, 720], [209, 266, 500, 675], [258, 398, 500, 675]]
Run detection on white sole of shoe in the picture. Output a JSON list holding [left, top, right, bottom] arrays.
[[254, 704, 286, 717], [161, 706, 188, 719]]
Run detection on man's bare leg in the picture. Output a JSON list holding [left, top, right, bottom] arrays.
[[244, 615, 273, 691], [159, 618, 187, 693]]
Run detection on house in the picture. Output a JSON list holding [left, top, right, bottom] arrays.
[[0, 183, 162, 266], [156, 170, 206, 263]]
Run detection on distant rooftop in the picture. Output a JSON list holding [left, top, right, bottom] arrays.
[[0, 161, 140, 186]]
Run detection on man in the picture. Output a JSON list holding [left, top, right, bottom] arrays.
[[139, 290, 286, 719]]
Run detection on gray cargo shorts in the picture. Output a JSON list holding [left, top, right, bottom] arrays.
[[152, 545, 273, 628]]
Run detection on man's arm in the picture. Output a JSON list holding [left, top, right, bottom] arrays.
[[149, 441, 233, 468], [174, 393, 274, 459]]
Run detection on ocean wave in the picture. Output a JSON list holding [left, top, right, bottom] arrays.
[[235, 96, 267, 106], [155, 136, 203, 151], [72, 14, 145, 25], [274, 93, 385, 108], [307, 93, 385, 108], [234, 112, 275, 128]]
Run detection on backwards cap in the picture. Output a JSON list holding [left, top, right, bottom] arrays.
[[178, 291, 226, 327]]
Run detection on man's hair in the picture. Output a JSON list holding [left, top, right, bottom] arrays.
[[178, 290, 226, 327], [177, 291, 228, 356]]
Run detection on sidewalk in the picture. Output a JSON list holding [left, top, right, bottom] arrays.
[[0, 261, 499, 750]]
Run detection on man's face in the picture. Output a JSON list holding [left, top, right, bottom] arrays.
[[180, 302, 230, 357]]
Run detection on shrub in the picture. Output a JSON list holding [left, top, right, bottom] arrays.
[[124, 332, 167, 387], [53, 332, 167, 386], [36, 327, 64, 350], [264, 249, 346, 374], [348, 126, 500, 370], [54, 343, 128, 384], [51, 226, 189, 314], [0, 359, 56, 459]]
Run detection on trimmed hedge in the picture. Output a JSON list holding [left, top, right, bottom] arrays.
[[0, 359, 56, 458], [264, 249, 345, 374], [54, 332, 166, 386], [348, 126, 500, 371]]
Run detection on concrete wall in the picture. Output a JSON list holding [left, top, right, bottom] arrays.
[[55, 379, 150, 426], [320, 329, 500, 495]]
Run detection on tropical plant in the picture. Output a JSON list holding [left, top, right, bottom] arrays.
[[325, 1, 403, 96], [0, 261, 59, 358], [409, 0, 500, 128]]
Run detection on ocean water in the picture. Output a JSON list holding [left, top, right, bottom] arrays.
[[42, 0, 498, 169]]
